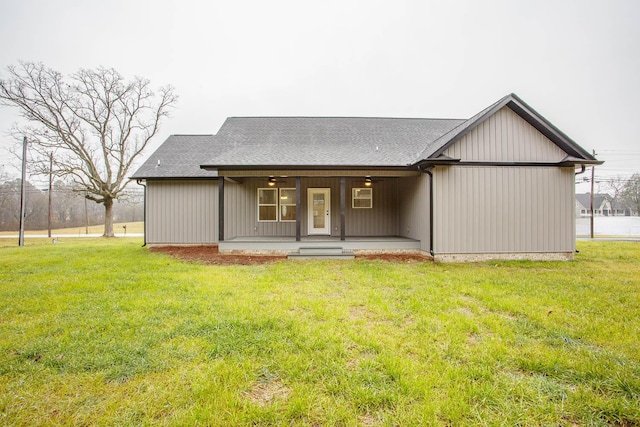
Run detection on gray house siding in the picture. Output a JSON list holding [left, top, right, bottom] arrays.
[[345, 178, 399, 236], [398, 174, 431, 252], [433, 166, 575, 255], [443, 107, 567, 162], [224, 177, 297, 238], [433, 105, 577, 259], [146, 180, 218, 244]]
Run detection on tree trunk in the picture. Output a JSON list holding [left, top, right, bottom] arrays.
[[104, 197, 115, 237]]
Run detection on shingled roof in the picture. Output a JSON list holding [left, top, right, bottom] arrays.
[[575, 193, 610, 210], [131, 135, 222, 179], [201, 117, 465, 168], [131, 93, 601, 179]]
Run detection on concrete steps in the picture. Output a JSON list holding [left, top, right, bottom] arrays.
[[287, 246, 355, 260]]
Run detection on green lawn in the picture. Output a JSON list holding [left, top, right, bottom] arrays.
[[0, 240, 639, 426]]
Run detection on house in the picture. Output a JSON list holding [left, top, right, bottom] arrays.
[[575, 193, 612, 217], [611, 201, 639, 216], [131, 93, 602, 261], [576, 193, 639, 217]]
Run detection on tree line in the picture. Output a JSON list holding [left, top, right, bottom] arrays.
[[0, 177, 143, 232]]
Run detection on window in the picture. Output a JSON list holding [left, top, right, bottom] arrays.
[[279, 188, 296, 221], [352, 188, 372, 209], [258, 188, 277, 221], [258, 188, 297, 222]]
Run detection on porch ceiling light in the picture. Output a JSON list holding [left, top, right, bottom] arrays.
[[364, 177, 372, 187], [268, 177, 276, 186]]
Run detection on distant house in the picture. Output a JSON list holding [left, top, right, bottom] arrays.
[[576, 193, 612, 217], [612, 202, 639, 217], [132, 93, 602, 261], [576, 193, 639, 217]]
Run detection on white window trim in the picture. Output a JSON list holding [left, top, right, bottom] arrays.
[[352, 188, 373, 209], [257, 188, 278, 222], [279, 188, 297, 222]]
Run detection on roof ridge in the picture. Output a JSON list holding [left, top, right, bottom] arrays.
[[225, 116, 465, 121]]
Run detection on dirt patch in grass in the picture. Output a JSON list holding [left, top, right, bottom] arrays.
[[150, 245, 432, 265], [244, 378, 291, 407], [149, 245, 285, 265]]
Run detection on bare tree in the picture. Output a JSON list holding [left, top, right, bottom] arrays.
[[0, 62, 177, 236], [604, 176, 626, 216]]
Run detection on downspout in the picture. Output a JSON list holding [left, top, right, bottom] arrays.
[[136, 179, 147, 247], [425, 169, 434, 257], [417, 164, 435, 257]]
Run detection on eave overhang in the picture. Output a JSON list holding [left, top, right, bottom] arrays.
[[200, 164, 421, 178], [557, 156, 604, 167], [413, 155, 604, 169], [200, 164, 415, 171]]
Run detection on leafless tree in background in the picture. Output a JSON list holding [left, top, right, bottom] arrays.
[[0, 62, 177, 236], [604, 176, 626, 216]]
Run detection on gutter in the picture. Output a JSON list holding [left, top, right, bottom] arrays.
[[136, 179, 147, 247]]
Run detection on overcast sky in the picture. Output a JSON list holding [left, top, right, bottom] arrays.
[[1, 0, 638, 192]]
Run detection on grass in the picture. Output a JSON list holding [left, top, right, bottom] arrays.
[[0, 240, 639, 426], [0, 221, 144, 236]]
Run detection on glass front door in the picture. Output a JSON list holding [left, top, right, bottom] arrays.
[[307, 188, 331, 235]]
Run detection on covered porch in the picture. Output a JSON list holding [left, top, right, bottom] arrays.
[[216, 170, 431, 255]]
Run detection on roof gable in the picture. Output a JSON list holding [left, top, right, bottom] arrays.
[[414, 93, 601, 165], [442, 106, 568, 162], [576, 193, 610, 210]]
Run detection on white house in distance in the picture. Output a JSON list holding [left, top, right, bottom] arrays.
[[576, 193, 639, 217], [132, 94, 602, 261], [576, 193, 612, 217]]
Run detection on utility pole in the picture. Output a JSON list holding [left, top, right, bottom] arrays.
[[590, 150, 596, 239], [84, 192, 89, 235], [18, 137, 28, 247], [48, 153, 53, 238]]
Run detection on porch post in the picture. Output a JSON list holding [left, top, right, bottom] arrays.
[[218, 177, 224, 242], [295, 177, 301, 241], [340, 177, 346, 241]]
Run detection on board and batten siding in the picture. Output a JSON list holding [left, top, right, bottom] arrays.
[[444, 107, 567, 162], [433, 166, 575, 254], [398, 174, 431, 252], [345, 178, 399, 236], [146, 180, 218, 244], [224, 178, 298, 238]]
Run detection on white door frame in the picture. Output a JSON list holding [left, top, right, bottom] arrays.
[[307, 188, 331, 235]]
